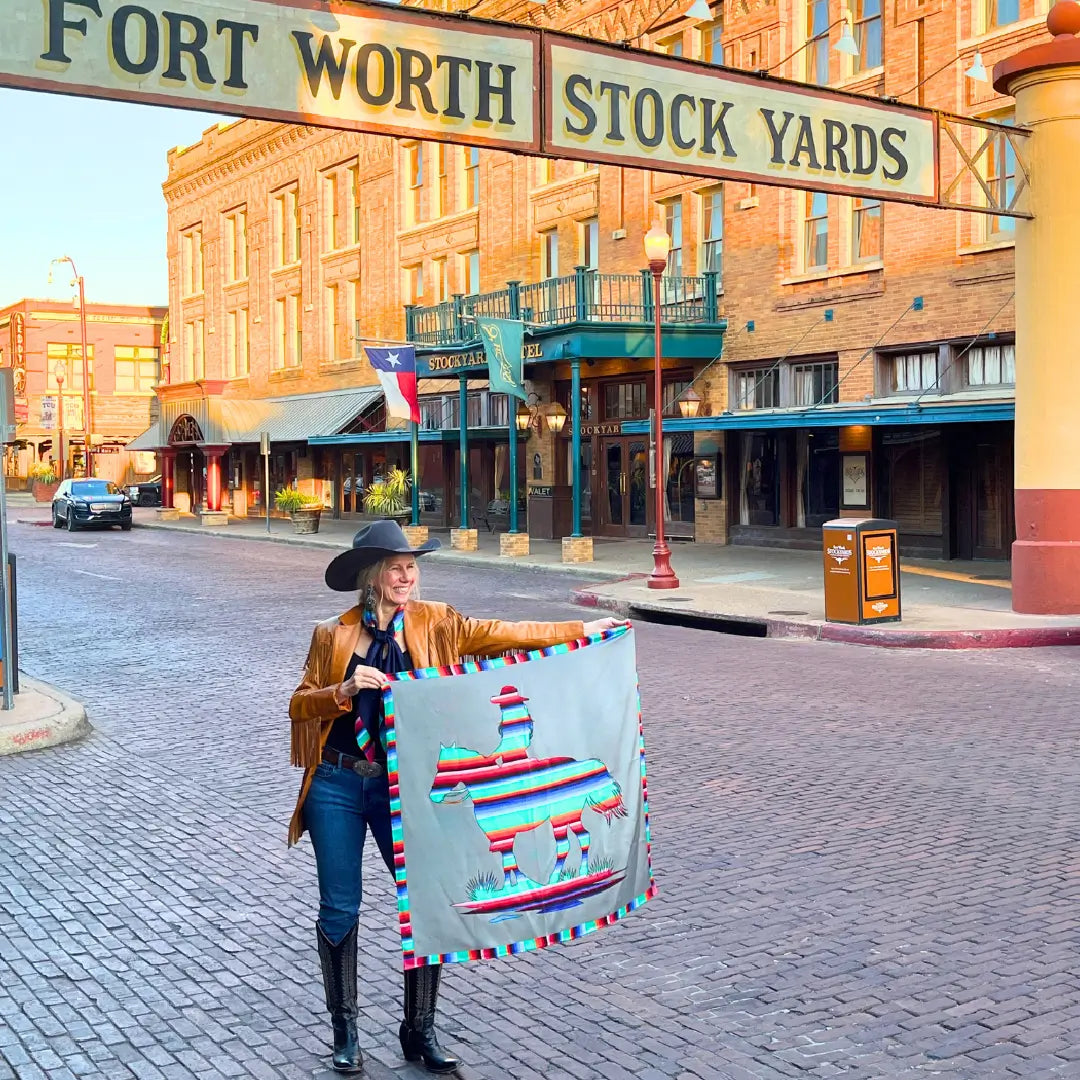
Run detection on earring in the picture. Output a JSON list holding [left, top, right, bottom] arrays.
[[363, 583, 377, 621]]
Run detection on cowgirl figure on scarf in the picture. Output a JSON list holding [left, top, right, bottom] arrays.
[[288, 520, 622, 1074]]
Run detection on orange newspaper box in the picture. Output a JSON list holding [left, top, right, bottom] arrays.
[[822, 518, 901, 625]]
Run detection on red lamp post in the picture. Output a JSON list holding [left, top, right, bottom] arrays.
[[644, 224, 679, 590], [53, 362, 66, 481], [50, 257, 94, 477]]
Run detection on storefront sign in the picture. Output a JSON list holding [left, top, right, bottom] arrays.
[[169, 414, 205, 444], [40, 397, 56, 430], [423, 341, 542, 375], [8, 312, 27, 423], [529, 485, 554, 497], [2, 2, 937, 205], [841, 452, 871, 511], [694, 455, 721, 500], [580, 423, 621, 437]]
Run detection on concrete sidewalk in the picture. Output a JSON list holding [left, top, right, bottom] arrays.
[[13, 494, 1080, 648], [0, 673, 91, 755]]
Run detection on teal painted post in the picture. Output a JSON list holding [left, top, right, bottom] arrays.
[[703, 271, 719, 323], [640, 269, 654, 324], [458, 375, 469, 530], [410, 422, 420, 526], [574, 266, 588, 322], [571, 358, 582, 537], [507, 281, 521, 320]]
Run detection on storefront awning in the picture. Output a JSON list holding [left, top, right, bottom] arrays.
[[216, 387, 383, 444], [126, 424, 161, 451]]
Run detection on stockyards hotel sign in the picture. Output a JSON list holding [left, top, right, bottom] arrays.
[[4, 0, 936, 202], [385, 625, 654, 968]]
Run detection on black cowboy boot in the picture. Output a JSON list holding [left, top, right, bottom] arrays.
[[316, 923, 363, 1073], [399, 965, 460, 1074]]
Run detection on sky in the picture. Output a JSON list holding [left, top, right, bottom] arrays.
[[0, 89, 223, 309]]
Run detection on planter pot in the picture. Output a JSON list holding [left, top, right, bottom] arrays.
[[290, 508, 322, 534], [31, 481, 60, 503]]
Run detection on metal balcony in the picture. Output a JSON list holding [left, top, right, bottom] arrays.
[[405, 266, 722, 348]]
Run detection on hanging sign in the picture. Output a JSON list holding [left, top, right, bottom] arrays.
[[1, 1, 938, 204]]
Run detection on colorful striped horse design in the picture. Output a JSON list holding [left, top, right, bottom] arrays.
[[428, 686, 627, 892]]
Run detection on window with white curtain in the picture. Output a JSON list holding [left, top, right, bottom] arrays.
[[966, 342, 1015, 387], [888, 351, 938, 393]]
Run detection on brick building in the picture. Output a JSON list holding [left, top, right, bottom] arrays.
[[152, 0, 1040, 559], [1, 298, 165, 488]]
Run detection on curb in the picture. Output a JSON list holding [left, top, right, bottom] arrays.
[[569, 588, 1080, 650], [0, 674, 92, 756], [125, 519, 629, 581]]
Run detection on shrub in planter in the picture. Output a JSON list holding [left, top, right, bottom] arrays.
[[275, 488, 324, 534], [362, 467, 412, 523], [28, 462, 59, 503]]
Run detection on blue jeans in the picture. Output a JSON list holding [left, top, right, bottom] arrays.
[[304, 761, 394, 944]]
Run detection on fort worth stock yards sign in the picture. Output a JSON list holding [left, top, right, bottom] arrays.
[[5, 0, 937, 203]]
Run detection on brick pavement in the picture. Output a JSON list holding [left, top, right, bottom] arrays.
[[1, 521, 1079, 1079]]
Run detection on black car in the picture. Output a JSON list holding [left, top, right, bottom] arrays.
[[52, 479, 133, 531], [126, 475, 162, 506]]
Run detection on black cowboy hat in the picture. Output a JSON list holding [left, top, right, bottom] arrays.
[[324, 520, 441, 592]]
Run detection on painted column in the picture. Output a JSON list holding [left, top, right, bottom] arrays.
[[161, 449, 176, 509], [458, 374, 469, 530], [203, 447, 227, 513], [508, 408, 519, 534], [995, 4, 1080, 612], [571, 359, 582, 537]]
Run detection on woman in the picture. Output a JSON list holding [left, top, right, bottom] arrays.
[[288, 520, 622, 1074]]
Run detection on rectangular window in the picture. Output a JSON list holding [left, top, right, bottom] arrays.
[[348, 164, 361, 244], [658, 32, 683, 56], [966, 342, 1015, 387], [274, 296, 301, 369], [223, 209, 248, 282], [432, 257, 448, 303], [405, 264, 424, 304], [602, 381, 647, 420], [181, 226, 203, 295], [804, 191, 829, 269], [226, 309, 249, 379], [183, 319, 205, 382], [467, 391, 484, 427], [347, 277, 360, 357], [984, 0, 1020, 31], [325, 283, 340, 361], [807, 0, 830, 84], [580, 217, 599, 270], [323, 172, 339, 250], [662, 378, 691, 417], [699, 19, 724, 64], [733, 367, 780, 410], [46, 343, 96, 391], [435, 144, 448, 217], [888, 351, 939, 393], [461, 250, 480, 295], [464, 146, 480, 209], [660, 198, 683, 276], [114, 345, 160, 392], [700, 187, 723, 285], [853, 0, 883, 73], [274, 185, 301, 266], [540, 229, 559, 279], [852, 198, 882, 263], [419, 397, 447, 430], [406, 143, 423, 226], [985, 120, 1017, 237], [792, 361, 839, 406]]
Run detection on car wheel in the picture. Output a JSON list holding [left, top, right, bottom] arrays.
[[121, 521, 132, 531], [52, 507, 63, 529], [66, 509, 77, 532]]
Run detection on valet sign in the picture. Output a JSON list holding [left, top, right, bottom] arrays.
[[3, 0, 937, 202]]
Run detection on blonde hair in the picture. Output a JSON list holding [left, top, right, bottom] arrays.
[[356, 555, 421, 607]]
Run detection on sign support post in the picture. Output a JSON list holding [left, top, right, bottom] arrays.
[[261, 431, 271, 535]]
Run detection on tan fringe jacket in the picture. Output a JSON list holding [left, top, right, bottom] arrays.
[[287, 599, 584, 846]]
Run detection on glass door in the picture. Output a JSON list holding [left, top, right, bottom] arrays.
[[626, 439, 649, 537], [599, 439, 624, 536], [341, 451, 363, 516]]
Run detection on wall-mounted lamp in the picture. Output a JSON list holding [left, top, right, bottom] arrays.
[[762, 9, 858, 74], [516, 392, 543, 434], [546, 403, 568, 434], [885, 51, 989, 103]]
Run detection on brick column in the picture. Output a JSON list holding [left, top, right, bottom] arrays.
[[203, 447, 228, 513]]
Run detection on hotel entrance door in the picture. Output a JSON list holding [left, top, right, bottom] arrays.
[[597, 437, 649, 538]]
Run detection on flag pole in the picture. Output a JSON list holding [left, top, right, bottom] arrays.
[[410, 420, 420, 526]]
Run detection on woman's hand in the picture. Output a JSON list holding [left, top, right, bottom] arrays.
[[335, 664, 390, 704], [583, 617, 630, 636]]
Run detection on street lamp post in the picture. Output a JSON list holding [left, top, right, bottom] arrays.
[[643, 224, 679, 590], [50, 257, 93, 477], [53, 362, 66, 481]]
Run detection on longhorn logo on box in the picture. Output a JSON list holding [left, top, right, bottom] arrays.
[[866, 544, 891, 565], [871, 601, 890, 614], [827, 544, 853, 565]]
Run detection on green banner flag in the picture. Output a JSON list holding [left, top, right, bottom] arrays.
[[477, 318, 528, 403]]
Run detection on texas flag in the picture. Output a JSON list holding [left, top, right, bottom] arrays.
[[364, 345, 420, 424]]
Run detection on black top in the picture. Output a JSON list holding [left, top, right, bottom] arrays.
[[323, 649, 411, 760]]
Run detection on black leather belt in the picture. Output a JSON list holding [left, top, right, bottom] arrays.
[[322, 746, 385, 778]]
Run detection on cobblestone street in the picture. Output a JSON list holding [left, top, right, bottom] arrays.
[[2, 522, 1079, 1080]]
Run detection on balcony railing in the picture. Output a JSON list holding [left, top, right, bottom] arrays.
[[406, 265, 721, 347]]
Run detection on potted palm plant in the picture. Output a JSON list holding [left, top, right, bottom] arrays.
[[29, 462, 60, 503], [362, 467, 412, 525], [275, 487, 324, 534]]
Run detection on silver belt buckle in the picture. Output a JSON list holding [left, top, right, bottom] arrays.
[[352, 759, 383, 778]]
